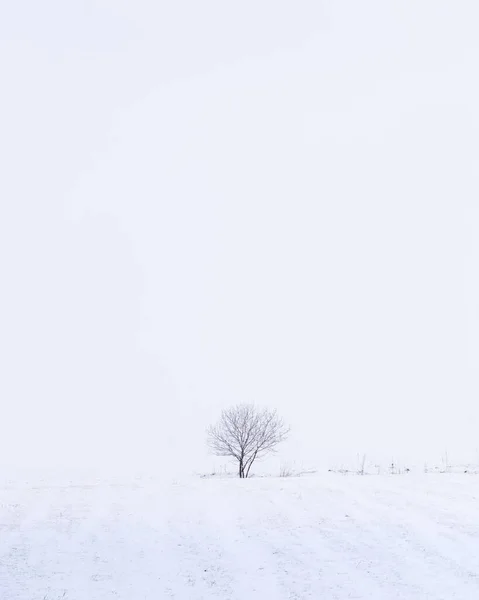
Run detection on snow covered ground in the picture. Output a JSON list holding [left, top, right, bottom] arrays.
[[1, 471, 478, 599]]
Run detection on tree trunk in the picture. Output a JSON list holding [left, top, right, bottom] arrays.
[[245, 451, 258, 478]]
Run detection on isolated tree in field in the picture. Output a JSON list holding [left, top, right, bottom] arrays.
[[207, 404, 290, 478]]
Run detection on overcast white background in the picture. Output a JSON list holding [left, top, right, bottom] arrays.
[[1, 1, 478, 475]]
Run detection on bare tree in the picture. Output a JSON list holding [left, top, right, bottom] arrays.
[[207, 404, 290, 478]]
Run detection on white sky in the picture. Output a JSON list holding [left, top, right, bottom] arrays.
[[1, 1, 478, 474]]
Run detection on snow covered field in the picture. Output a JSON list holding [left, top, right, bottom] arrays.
[[1, 472, 478, 599]]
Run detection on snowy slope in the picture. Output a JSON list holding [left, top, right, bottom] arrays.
[[1, 472, 478, 599]]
